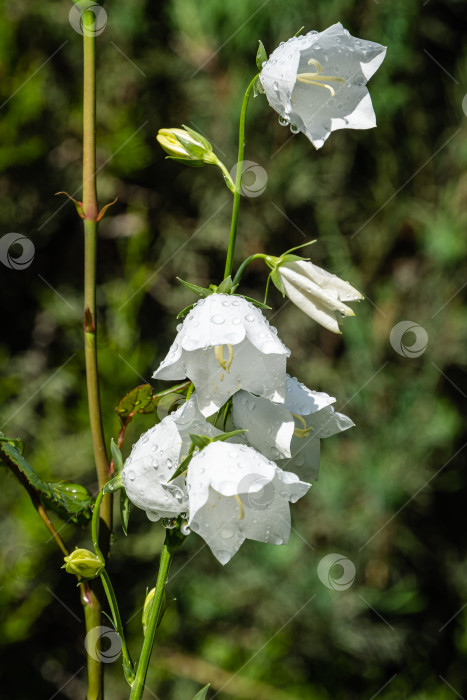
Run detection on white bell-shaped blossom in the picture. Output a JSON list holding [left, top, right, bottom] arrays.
[[186, 441, 310, 565], [232, 375, 354, 482], [153, 294, 290, 417], [260, 23, 386, 149], [121, 397, 220, 522], [277, 260, 363, 334]]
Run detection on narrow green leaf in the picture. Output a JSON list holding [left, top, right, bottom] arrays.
[[120, 490, 130, 535], [294, 26, 305, 37], [283, 239, 316, 255], [176, 277, 213, 298], [192, 684, 211, 700], [111, 438, 124, 474], [212, 429, 247, 443], [189, 434, 212, 450], [256, 40, 268, 69], [169, 452, 193, 482], [280, 253, 308, 263]]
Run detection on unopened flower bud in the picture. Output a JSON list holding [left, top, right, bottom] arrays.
[[142, 586, 166, 635], [63, 548, 104, 579], [156, 127, 217, 166]]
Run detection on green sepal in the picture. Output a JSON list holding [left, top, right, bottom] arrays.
[[189, 434, 212, 450], [102, 474, 123, 495], [165, 156, 206, 168], [192, 685, 211, 700], [294, 26, 305, 37], [120, 489, 130, 536], [173, 133, 206, 159], [181, 124, 212, 152], [212, 429, 246, 443], [169, 452, 193, 482], [216, 275, 233, 294], [115, 384, 157, 420], [110, 439, 124, 474], [280, 253, 308, 264], [176, 303, 195, 319], [0, 435, 93, 525], [270, 268, 285, 296], [256, 40, 268, 69], [236, 294, 271, 310], [176, 277, 212, 298]]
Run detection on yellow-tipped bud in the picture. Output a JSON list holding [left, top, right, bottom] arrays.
[[142, 586, 166, 635], [156, 127, 217, 165], [63, 548, 104, 579]]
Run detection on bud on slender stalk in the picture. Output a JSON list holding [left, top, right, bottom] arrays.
[[63, 548, 104, 579]]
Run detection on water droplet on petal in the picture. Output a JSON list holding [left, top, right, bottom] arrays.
[[211, 315, 225, 325], [290, 123, 300, 134], [278, 116, 290, 127], [128, 471, 135, 481], [245, 314, 255, 322], [220, 527, 235, 539]]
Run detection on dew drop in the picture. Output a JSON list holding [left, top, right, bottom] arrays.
[[290, 123, 300, 134], [278, 116, 290, 127], [232, 300, 240, 307], [128, 470, 135, 481], [220, 527, 234, 539], [211, 314, 225, 325], [245, 314, 255, 322]]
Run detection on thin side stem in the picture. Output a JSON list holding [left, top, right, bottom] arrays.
[[129, 540, 174, 699], [101, 570, 135, 682], [232, 253, 268, 289], [224, 74, 259, 279]]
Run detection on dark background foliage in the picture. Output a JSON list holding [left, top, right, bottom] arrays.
[[0, 0, 466, 698]]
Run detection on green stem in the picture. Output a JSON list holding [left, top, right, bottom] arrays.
[[92, 489, 105, 564], [82, 11, 110, 699], [129, 539, 174, 699], [101, 570, 135, 683], [232, 253, 268, 289], [224, 74, 259, 279]]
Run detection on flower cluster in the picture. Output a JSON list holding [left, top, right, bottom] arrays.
[[122, 294, 353, 564]]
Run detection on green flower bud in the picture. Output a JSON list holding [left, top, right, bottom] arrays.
[[49, 481, 93, 514], [63, 548, 104, 579], [156, 127, 217, 166]]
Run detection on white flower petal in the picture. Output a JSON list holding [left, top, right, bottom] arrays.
[[122, 417, 188, 519], [284, 375, 336, 415], [232, 390, 294, 459], [153, 294, 289, 416], [187, 442, 309, 564]]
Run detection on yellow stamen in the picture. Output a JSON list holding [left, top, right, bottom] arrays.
[[292, 413, 314, 439], [235, 494, 245, 520], [214, 344, 234, 372], [296, 58, 346, 97]]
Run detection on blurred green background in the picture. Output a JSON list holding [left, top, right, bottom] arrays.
[[1, 0, 466, 698]]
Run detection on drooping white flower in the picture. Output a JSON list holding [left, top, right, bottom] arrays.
[[259, 23, 387, 149], [232, 375, 354, 482], [121, 397, 221, 522], [276, 259, 363, 334], [186, 441, 310, 565], [153, 294, 290, 417]]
